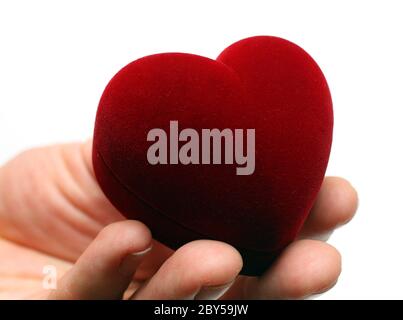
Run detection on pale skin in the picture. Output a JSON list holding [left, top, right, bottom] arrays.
[[0, 140, 358, 299]]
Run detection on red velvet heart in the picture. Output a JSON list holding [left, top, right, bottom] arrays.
[[92, 36, 333, 275]]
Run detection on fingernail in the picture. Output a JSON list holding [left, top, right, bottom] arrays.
[[119, 246, 152, 277], [195, 280, 235, 300], [310, 230, 333, 241], [306, 280, 338, 300]]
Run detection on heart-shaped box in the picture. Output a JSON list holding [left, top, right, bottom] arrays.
[[93, 36, 333, 275]]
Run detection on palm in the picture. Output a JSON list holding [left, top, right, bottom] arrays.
[[0, 141, 357, 299]]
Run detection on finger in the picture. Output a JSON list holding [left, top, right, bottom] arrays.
[[299, 177, 358, 239], [132, 240, 243, 300], [48, 220, 152, 300], [243, 240, 341, 299]]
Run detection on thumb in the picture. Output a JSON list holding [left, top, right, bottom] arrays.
[[48, 220, 152, 300]]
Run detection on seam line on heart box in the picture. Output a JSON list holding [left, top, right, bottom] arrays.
[[96, 149, 283, 254]]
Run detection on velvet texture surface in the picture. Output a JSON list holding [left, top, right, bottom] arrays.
[[93, 36, 333, 275]]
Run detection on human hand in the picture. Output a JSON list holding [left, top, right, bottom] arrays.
[[0, 141, 357, 299]]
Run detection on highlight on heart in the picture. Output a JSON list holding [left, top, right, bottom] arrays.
[[146, 120, 256, 175]]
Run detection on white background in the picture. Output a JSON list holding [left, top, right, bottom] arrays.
[[0, 0, 402, 299]]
